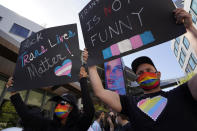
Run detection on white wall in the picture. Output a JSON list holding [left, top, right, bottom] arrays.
[[184, 0, 192, 11], [0, 5, 44, 47]]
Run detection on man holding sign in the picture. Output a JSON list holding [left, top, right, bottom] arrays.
[[83, 9, 197, 131]]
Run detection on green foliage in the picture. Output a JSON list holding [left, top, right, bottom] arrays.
[[94, 104, 108, 112], [0, 101, 19, 128], [179, 72, 196, 85]]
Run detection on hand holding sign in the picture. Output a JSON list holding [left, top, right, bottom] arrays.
[[82, 49, 88, 64], [6, 77, 17, 96], [79, 67, 88, 79], [174, 8, 193, 29]]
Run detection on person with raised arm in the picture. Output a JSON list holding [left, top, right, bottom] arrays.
[[83, 8, 197, 131], [6, 67, 95, 131]]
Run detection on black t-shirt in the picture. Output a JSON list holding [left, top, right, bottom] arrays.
[[120, 82, 197, 131], [115, 122, 133, 131], [121, 122, 133, 131]]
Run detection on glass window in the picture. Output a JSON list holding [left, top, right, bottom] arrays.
[[174, 48, 178, 57], [191, 0, 197, 15], [188, 54, 197, 70], [185, 65, 191, 74], [185, 62, 193, 74], [42, 94, 54, 111], [174, 41, 179, 50], [174, 41, 179, 57], [179, 48, 186, 67], [4, 92, 11, 100], [27, 90, 43, 107], [0, 80, 6, 96], [9, 23, 30, 38], [31, 31, 36, 36], [179, 57, 184, 67], [180, 48, 186, 61], [4, 90, 26, 101], [20, 91, 27, 100], [190, 10, 197, 24], [191, 53, 197, 64], [175, 37, 180, 44], [183, 36, 190, 50]]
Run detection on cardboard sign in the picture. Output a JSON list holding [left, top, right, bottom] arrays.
[[9, 24, 81, 91], [79, 0, 186, 66], [104, 58, 126, 95]]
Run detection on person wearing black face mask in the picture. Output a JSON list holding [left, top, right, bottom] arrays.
[[6, 67, 95, 131]]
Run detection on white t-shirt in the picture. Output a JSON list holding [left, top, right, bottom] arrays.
[[2, 127, 23, 131], [91, 121, 101, 131], [87, 126, 94, 131]]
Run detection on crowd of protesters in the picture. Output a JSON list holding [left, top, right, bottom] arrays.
[[3, 8, 197, 131]]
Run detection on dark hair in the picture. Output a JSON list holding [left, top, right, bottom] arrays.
[[61, 93, 77, 105], [117, 113, 128, 120], [95, 110, 104, 120], [49, 93, 77, 106]]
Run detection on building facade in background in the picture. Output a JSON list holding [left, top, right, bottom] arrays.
[[0, 5, 44, 77], [171, 0, 197, 74]]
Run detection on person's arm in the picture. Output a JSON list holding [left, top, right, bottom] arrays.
[[82, 48, 122, 112], [188, 76, 197, 101], [88, 66, 122, 112], [107, 116, 114, 131], [6, 78, 50, 127], [174, 8, 197, 101], [10, 93, 51, 127], [6, 77, 30, 119], [77, 67, 95, 130], [10, 93, 32, 119]]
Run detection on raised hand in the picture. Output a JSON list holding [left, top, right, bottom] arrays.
[[173, 8, 193, 29], [6, 77, 17, 95], [82, 48, 88, 64], [6, 77, 14, 88], [79, 67, 88, 79]]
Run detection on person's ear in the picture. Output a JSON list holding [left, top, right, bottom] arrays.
[[156, 71, 161, 79]]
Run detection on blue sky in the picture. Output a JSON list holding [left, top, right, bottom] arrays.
[[0, 0, 185, 80], [122, 41, 184, 80]]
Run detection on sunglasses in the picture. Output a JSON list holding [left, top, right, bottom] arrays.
[[60, 100, 69, 105]]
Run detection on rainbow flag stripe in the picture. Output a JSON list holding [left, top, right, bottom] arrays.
[[141, 81, 159, 90], [55, 104, 71, 119], [137, 72, 157, 83], [137, 96, 167, 121]]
